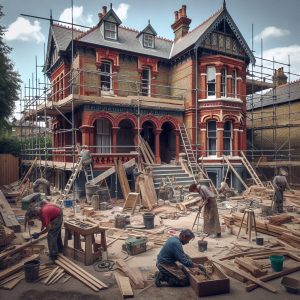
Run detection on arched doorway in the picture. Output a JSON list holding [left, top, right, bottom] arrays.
[[94, 118, 112, 153], [141, 121, 155, 153], [160, 122, 176, 163], [117, 119, 134, 153]]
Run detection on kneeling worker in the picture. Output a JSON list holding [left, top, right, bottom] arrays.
[[25, 201, 63, 262], [155, 229, 202, 287]]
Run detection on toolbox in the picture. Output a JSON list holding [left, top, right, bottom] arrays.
[[184, 257, 230, 297], [124, 236, 148, 255]]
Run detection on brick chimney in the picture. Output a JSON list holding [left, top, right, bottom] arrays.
[[273, 67, 287, 86], [98, 5, 107, 21], [171, 5, 191, 41]]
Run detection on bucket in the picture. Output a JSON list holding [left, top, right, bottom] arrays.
[[24, 259, 40, 282], [99, 201, 108, 210], [270, 255, 285, 272], [143, 213, 155, 229], [198, 240, 208, 252], [256, 237, 264, 246], [91, 195, 100, 210]]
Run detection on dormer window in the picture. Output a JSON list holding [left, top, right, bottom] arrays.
[[143, 34, 154, 48], [104, 22, 117, 40]]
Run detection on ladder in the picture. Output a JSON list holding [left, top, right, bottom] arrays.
[[178, 124, 218, 196], [61, 157, 83, 200], [240, 151, 263, 187], [83, 162, 94, 183], [223, 156, 248, 189]]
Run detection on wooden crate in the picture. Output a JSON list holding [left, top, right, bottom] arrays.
[[185, 257, 230, 297]]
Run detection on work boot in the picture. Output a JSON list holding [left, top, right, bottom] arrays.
[[155, 271, 168, 287]]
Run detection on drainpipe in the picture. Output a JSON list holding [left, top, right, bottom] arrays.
[[195, 46, 199, 162]]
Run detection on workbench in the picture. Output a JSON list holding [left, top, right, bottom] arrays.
[[63, 219, 107, 265]]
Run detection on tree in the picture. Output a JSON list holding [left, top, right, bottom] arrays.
[[0, 5, 21, 131]]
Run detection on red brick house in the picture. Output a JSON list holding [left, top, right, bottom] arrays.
[[36, 2, 255, 191]]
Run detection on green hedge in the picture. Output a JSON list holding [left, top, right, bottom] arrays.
[[0, 136, 21, 156]]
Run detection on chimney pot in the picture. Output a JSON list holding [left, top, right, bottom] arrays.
[[174, 11, 178, 21], [102, 5, 107, 15], [178, 9, 182, 18], [98, 12, 103, 21], [182, 5, 187, 17]]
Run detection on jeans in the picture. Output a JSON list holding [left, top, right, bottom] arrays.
[[157, 263, 190, 287], [47, 214, 63, 259]]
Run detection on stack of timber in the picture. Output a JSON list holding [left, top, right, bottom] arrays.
[[43, 266, 66, 285], [138, 174, 157, 210], [223, 213, 300, 248], [285, 190, 300, 208], [0, 190, 21, 232], [242, 185, 274, 203], [55, 254, 108, 291], [138, 136, 155, 165]]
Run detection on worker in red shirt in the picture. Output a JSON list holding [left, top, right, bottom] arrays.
[[25, 201, 63, 262]]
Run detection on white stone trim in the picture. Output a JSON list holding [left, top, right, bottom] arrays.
[[201, 73, 207, 76], [226, 75, 233, 78], [198, 97, 243, 103], [237, 77, 242, 81]]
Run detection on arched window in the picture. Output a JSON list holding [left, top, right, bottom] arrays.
[[223, 121, 233, 155], [207, 120, 217, 156], [207, 67, 216, 98], [95, 118, 111, 153], [221, 68, 227, 97], [100, 61, 112, 92]]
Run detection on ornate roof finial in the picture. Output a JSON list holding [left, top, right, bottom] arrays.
[[223, 0, 226, 9], [110, 3, 113, 10], [148, 19, 150, 24], [50, 9, 53, 25]]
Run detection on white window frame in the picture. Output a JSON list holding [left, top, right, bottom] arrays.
[[141, 68, 151, 96], [96, 118, 111, 153], [223, 121, 233, 156], [104, 22, 117, 40], [143, 34, 154, 48], [207, 120, 217, 157], [100, 61, 112, 93], [232, 69, 237, 98], [221, 68, 227, 97], [207, 67, 216, 98]]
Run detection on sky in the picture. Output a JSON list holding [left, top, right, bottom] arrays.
[[1, 0, 300, 114]]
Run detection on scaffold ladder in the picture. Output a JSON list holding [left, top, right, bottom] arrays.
[[83, 162, 94, 183], [178, 123, 218, 196]]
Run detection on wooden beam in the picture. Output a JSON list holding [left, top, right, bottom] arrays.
[[114, 272, 134, 298], [223, 156, 248, 189]]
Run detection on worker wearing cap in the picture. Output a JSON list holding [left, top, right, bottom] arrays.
[[25, 201, 63, 262], [272, 168, 294, 213], [155, 229, 204, 287]]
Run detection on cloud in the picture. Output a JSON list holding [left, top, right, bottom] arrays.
[[254, 26, 290, 42], [4, 17, 45, 43], [59, 6, 93, 29], [114, 3, 130, 22], [255, 45, 300, 81]]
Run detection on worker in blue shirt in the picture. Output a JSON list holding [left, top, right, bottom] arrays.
[[155, 229, 200, 287]]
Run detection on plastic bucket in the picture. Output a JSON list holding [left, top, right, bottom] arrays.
[[198, 240, 208, 252], [24, 259, 40, 282], [256, 237, 264, 245], [143, 213, 155, 229], [270, 255, 285, 272]]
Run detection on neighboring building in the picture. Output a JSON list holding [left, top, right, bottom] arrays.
[[247, 69, 300, 186], [26, 2, 255, 192]]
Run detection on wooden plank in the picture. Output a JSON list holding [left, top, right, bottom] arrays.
[[213, 259, 278, 293], [142, 137, 155, 162], [55, 260, 99, 292], [0, 275, 23, 290], [234, 257, 267, 277], [0, 190, 21, 232], [48, 269, 65, 285], [43, 266, 59, 284], [20, 157, 37, 186], [57, 254, 108, 288], [91, 158, 135, 185], [138, 176, 153, 210], [0, 154, 19, 185], [115, 160, 131, 200], [0, 254, 39, 281], [246, 263, 300, 292], [224, 156, 248, 189], [114, 272, 134, 298], [123, 193, 139, 211]]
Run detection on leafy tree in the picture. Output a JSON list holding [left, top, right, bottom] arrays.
[[0, 5, 21, 131]]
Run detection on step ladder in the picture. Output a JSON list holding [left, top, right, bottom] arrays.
[[61, 157, 83, 200], [240, 151, 263, 187], [178, 124, 218, 196]]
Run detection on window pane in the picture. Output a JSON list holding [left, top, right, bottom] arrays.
[[141, 68, 150, 96], [207, 121, 217, 155], [144, 34, 154, 48], [207, 67, 216, 97], [221, 68, 226, 97], [100, 61, 112, 91], [232, 70, 237, 97], [104, 22, 117, 40]]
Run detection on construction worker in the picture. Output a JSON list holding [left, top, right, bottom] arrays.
[[79, 145, 92, 166], [189, 183, 221, 237], [155, 229, 204, 287], [33, 178, 51, 196], [272, 168, 294, 213], [25, 201, 63, 262]]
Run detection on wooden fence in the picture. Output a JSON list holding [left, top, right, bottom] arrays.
[[0, 154, 19, 185]]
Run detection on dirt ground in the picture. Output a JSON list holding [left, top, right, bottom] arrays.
[[1, 204, 300, 300]]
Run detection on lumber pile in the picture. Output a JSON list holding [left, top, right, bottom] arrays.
[[214, 240, 300, 293], [223, 213, 300, 248], [0, 190, 21, 232], [268, 214, 293, 225], [115, 159, 131, 201], [285, 190, 300, 208], [55, 254, 108, 291], [242, 185, 274, 203], [139, 136, 155, 165], [114, 271, 134, 298], [138, 174, 157, 210]]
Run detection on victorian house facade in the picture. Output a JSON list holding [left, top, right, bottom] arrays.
[[34, 2, 255, 191]]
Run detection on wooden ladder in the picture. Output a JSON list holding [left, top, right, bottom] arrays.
[[240, 151, 264, 187]]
